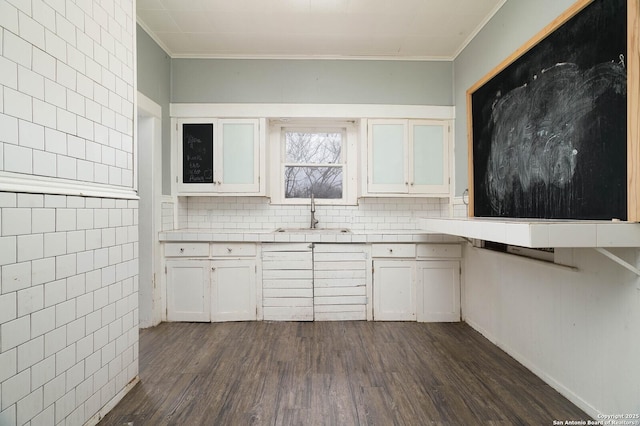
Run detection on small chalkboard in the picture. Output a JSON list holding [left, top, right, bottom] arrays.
[[469, 0, 627, 220], [182, 123, 214, 184]]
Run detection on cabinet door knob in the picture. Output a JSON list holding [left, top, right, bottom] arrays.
[[227, 247, 232, 253], [410, 182, 414, 186], [179, 248, 184, 253], [389, 249, 393, 253], [211, 267, 216, 271]]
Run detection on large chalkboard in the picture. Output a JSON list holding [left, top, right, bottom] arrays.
[[470, 0, 627, 220], [183, 123, 214, 184]]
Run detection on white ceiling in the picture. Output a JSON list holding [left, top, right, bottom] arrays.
[[137, 0, 506, 60]]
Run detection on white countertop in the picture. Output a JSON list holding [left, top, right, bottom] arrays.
[[418, 217, 640, 248], [159, 229, 461, 244]]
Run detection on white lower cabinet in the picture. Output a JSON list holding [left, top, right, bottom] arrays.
[[416, 260, 460, 322], [372, 244, 461, 322], [211, 259, 257, 322], [166, 260, 211, 322], [165, 243, 258, 322], [373, 259, 416, 321]]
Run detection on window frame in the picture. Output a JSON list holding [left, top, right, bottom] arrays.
[[269, 119, 358, 206]]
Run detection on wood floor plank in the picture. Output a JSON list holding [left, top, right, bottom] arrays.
[[99, 321, 590, 425]]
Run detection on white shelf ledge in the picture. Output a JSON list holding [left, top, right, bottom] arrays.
[[418, 217, 640, 248]]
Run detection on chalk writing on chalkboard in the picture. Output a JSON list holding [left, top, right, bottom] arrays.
[[182, 124, 214, 184], [470, 0, 627, 220]]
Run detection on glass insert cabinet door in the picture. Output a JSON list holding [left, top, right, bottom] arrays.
[[367, 119, 449, 195], [368, 120, 408, 193], [410, 121, 448, 194], [220, 120, 259, 192]]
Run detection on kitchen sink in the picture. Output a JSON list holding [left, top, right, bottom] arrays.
[[274, 227, 351, 233]]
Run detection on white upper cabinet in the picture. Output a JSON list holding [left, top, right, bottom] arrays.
[[176, 118, 265, 195], [366, 119, 450, 196]]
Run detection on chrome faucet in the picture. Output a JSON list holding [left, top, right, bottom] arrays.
[[310, 193, 319, 229]]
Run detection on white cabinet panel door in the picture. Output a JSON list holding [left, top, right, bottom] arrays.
[[373, 260, 416, 321], [313, 244, 368, 321], [211, 259, 257, 322], [416, 261, 460, 322], [262, 243, 314, 321], [166, 260, 211, 322]]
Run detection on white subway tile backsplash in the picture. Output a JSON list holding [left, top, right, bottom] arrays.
[[44, 78, 66, 109], [18, 65, 45, 100], [4, 87, 32, 122], [3, 30, 31, 68], [30, 305, 55, 338], [55, 253, 76, 279], [0, 114, 18, 144], [33, 149, 57, 177], [4, 143, 32, 174], [31, 257, 55, 286], [32, 98, 56, 129], [1, 315, 31, 351], [44, 278, 66, 308], [17, 285, 44, 316], [16, 388, 43, 426], [0, 1, 19, 33], [1, 369, 30, 410], [1, 260, 31, 293], [56, 108, 77, 135], [0, 56, 18, 89], [0, 292, 17, 323], [18, 11, 45, 49], [0, 348, 17, 383], [0, 235, 17, 266], [18, 233, 44, 261], [66, 230, 85, 253], [30, 404, 54, 426], [42, 373, 65, 407], [17, 335, 44, 372], [33, 0, 56, 31]]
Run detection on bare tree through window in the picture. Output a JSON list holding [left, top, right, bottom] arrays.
[[284, 130, 344, 199]]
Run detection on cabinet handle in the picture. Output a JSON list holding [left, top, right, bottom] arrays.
[[179, 248, 184, 253], [405, 182, 408, 185], [227, 248, 232, 253], [410, 182, 414, 186], [211, 267, 216, 271]]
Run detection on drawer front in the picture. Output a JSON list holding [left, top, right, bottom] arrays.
[[417, 244, 462, 259], [211, 243, 256, 257], [371, 244, 415, 258], [165, 243, 209, 257]]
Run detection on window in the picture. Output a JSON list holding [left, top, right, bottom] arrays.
[[270, 120, 357, 205], [284, 130, 344, 199]]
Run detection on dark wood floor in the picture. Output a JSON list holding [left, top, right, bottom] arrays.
[[99, 321, 589, 425]]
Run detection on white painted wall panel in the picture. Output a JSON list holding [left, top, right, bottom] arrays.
[[463, 245, 640, 417]]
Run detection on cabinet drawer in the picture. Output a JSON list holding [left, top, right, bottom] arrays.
[[165, 243, 209, 257], [211, 243, 256, 257], [417, 244, 461, 259], [371, 244, 415, 258]]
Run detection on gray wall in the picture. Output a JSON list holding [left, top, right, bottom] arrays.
[[137, 26, 172, 195], [452, 0, 577, 195], [171, 58, 453, 105]]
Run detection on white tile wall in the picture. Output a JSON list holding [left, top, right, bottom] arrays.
[[180, 196, 450, 232], [0, 0, 137, 424], [0, 195, 138, 425]]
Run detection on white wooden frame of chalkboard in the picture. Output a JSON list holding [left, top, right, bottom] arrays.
[[467, 0, 640, 222]]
